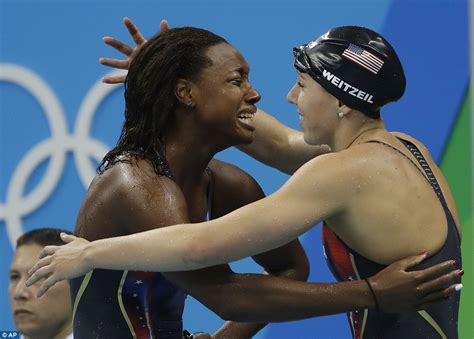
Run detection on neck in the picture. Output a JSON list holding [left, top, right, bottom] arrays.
[[164, 114, 225, 191], [332, 114, 385, 152]]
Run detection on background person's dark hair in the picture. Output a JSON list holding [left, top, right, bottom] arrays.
[[99, 27, 228, 178], [16, 228, 73, 249]]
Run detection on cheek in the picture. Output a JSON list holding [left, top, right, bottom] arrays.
[[37, 287, 71, 316]]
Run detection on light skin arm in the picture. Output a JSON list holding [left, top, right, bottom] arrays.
[[82, 153, 348, 270], [28, 153, 462, 314], [41, 154, 346, 273], [237, 109, 330, 174]]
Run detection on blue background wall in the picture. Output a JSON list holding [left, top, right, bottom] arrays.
[[0, 0, 469, 337]]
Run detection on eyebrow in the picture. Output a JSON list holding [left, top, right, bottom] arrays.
[[230, 65, 250, 76]]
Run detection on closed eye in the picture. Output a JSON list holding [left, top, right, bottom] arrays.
[[231, 78, 243, 86]]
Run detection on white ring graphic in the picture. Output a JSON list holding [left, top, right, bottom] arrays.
[[0, 64, 125, 247]]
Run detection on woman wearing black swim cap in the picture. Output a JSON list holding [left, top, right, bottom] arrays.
[[28, 23, 462, 338]]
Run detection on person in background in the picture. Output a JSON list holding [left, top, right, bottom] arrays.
[[9, 228, 73, 339]]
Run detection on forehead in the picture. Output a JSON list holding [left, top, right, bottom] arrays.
[[203, 43, 249, 74], [10, 244, 42, 271]]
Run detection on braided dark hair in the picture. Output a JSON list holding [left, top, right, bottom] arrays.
[[98, 27, 228, 178]]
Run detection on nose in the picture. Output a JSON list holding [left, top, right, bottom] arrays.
[[245, 83, 261, 105], [287, 83, 298, 104]]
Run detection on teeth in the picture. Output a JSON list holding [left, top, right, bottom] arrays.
[[238, 112, 255, 119]]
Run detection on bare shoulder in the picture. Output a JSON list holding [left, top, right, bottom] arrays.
[[390, 132, 462, 231], [86, 159, 189, 232], [288, 150, 371, 199], [97, 159, 184, 204], [296, 147, 375, 181], [390, 131, 431, 155], [208, 159, 265, 216]]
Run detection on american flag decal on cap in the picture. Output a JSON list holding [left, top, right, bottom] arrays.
[[342, 44, 384, 74]]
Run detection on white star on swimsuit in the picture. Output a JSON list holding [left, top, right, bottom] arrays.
[[135, 280, 143, 285]]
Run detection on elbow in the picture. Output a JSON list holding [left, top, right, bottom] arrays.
[[299, 257, 310, 282], [296, 264, 310, 282], [200, 283, 253, 322], [184, 236, 223, 270], [214, 301, 250, 322]]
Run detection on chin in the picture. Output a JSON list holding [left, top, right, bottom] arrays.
[[235, 130, 255, 145], [303, 134, 318, 145], [16, 324, 40, 337], [239, 136, 254, 145]]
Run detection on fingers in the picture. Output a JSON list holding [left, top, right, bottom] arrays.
[[37, 274, 61, 298], [39, 245, 58, 259], [416, 283, 463, 310], [159, 19, 169, 32], [411, 259, 457, 283], [60, 233, 78, 244], [123, 17, 146, 45], [99, 57, 129, 70], [103, 36, 134, 56], [417, 269, 463, 296], [397, 252, 428, 270], [25, 257, 52, 286], [102, 75, 127, 84]]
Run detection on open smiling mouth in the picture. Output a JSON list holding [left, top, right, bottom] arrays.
[[237, 111, 256, 129]]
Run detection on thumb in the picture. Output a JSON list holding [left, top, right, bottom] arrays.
[[399, 251, 428, 270], [60, 233, 77, 244]]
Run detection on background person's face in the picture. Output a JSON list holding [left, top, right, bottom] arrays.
[[190, 43, 261, 147], [9, 243, 72, 337]]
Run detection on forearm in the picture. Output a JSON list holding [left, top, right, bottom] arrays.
[[84, 226, 204, 272], [237, 109, 329, 174], [213, 321, 266, 339], [203, 273, 374, 323], [214, 266, 308, 338]]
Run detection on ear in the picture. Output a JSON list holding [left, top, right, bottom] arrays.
[[338, 100, 352, 115], [175, 79, 195, 107]]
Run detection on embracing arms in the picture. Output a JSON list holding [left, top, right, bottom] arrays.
[[28, 153, 462, 314]]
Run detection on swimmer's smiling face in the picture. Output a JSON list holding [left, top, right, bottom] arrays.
[[188, 43, 261, 147], [287, 72, 340, 146]]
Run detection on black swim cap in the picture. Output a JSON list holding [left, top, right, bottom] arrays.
[[293, 26, 406, 118]]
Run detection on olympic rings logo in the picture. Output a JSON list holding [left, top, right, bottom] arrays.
[[0, 64, 125, 248]]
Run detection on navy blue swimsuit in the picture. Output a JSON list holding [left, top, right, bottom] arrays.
[[70, 169, 214, 338], [322, 138, 461, 339]]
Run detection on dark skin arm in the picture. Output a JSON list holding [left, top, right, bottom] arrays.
[[100, 160, 371, 326], [211, 241, 309, 338], [204, 161, 310, 338]]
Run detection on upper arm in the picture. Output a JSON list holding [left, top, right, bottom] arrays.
[[197, 153, 354, 265], [210, 159, 309, 278], [251, 240, 309, 280], [208, 159, 265, 216]]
